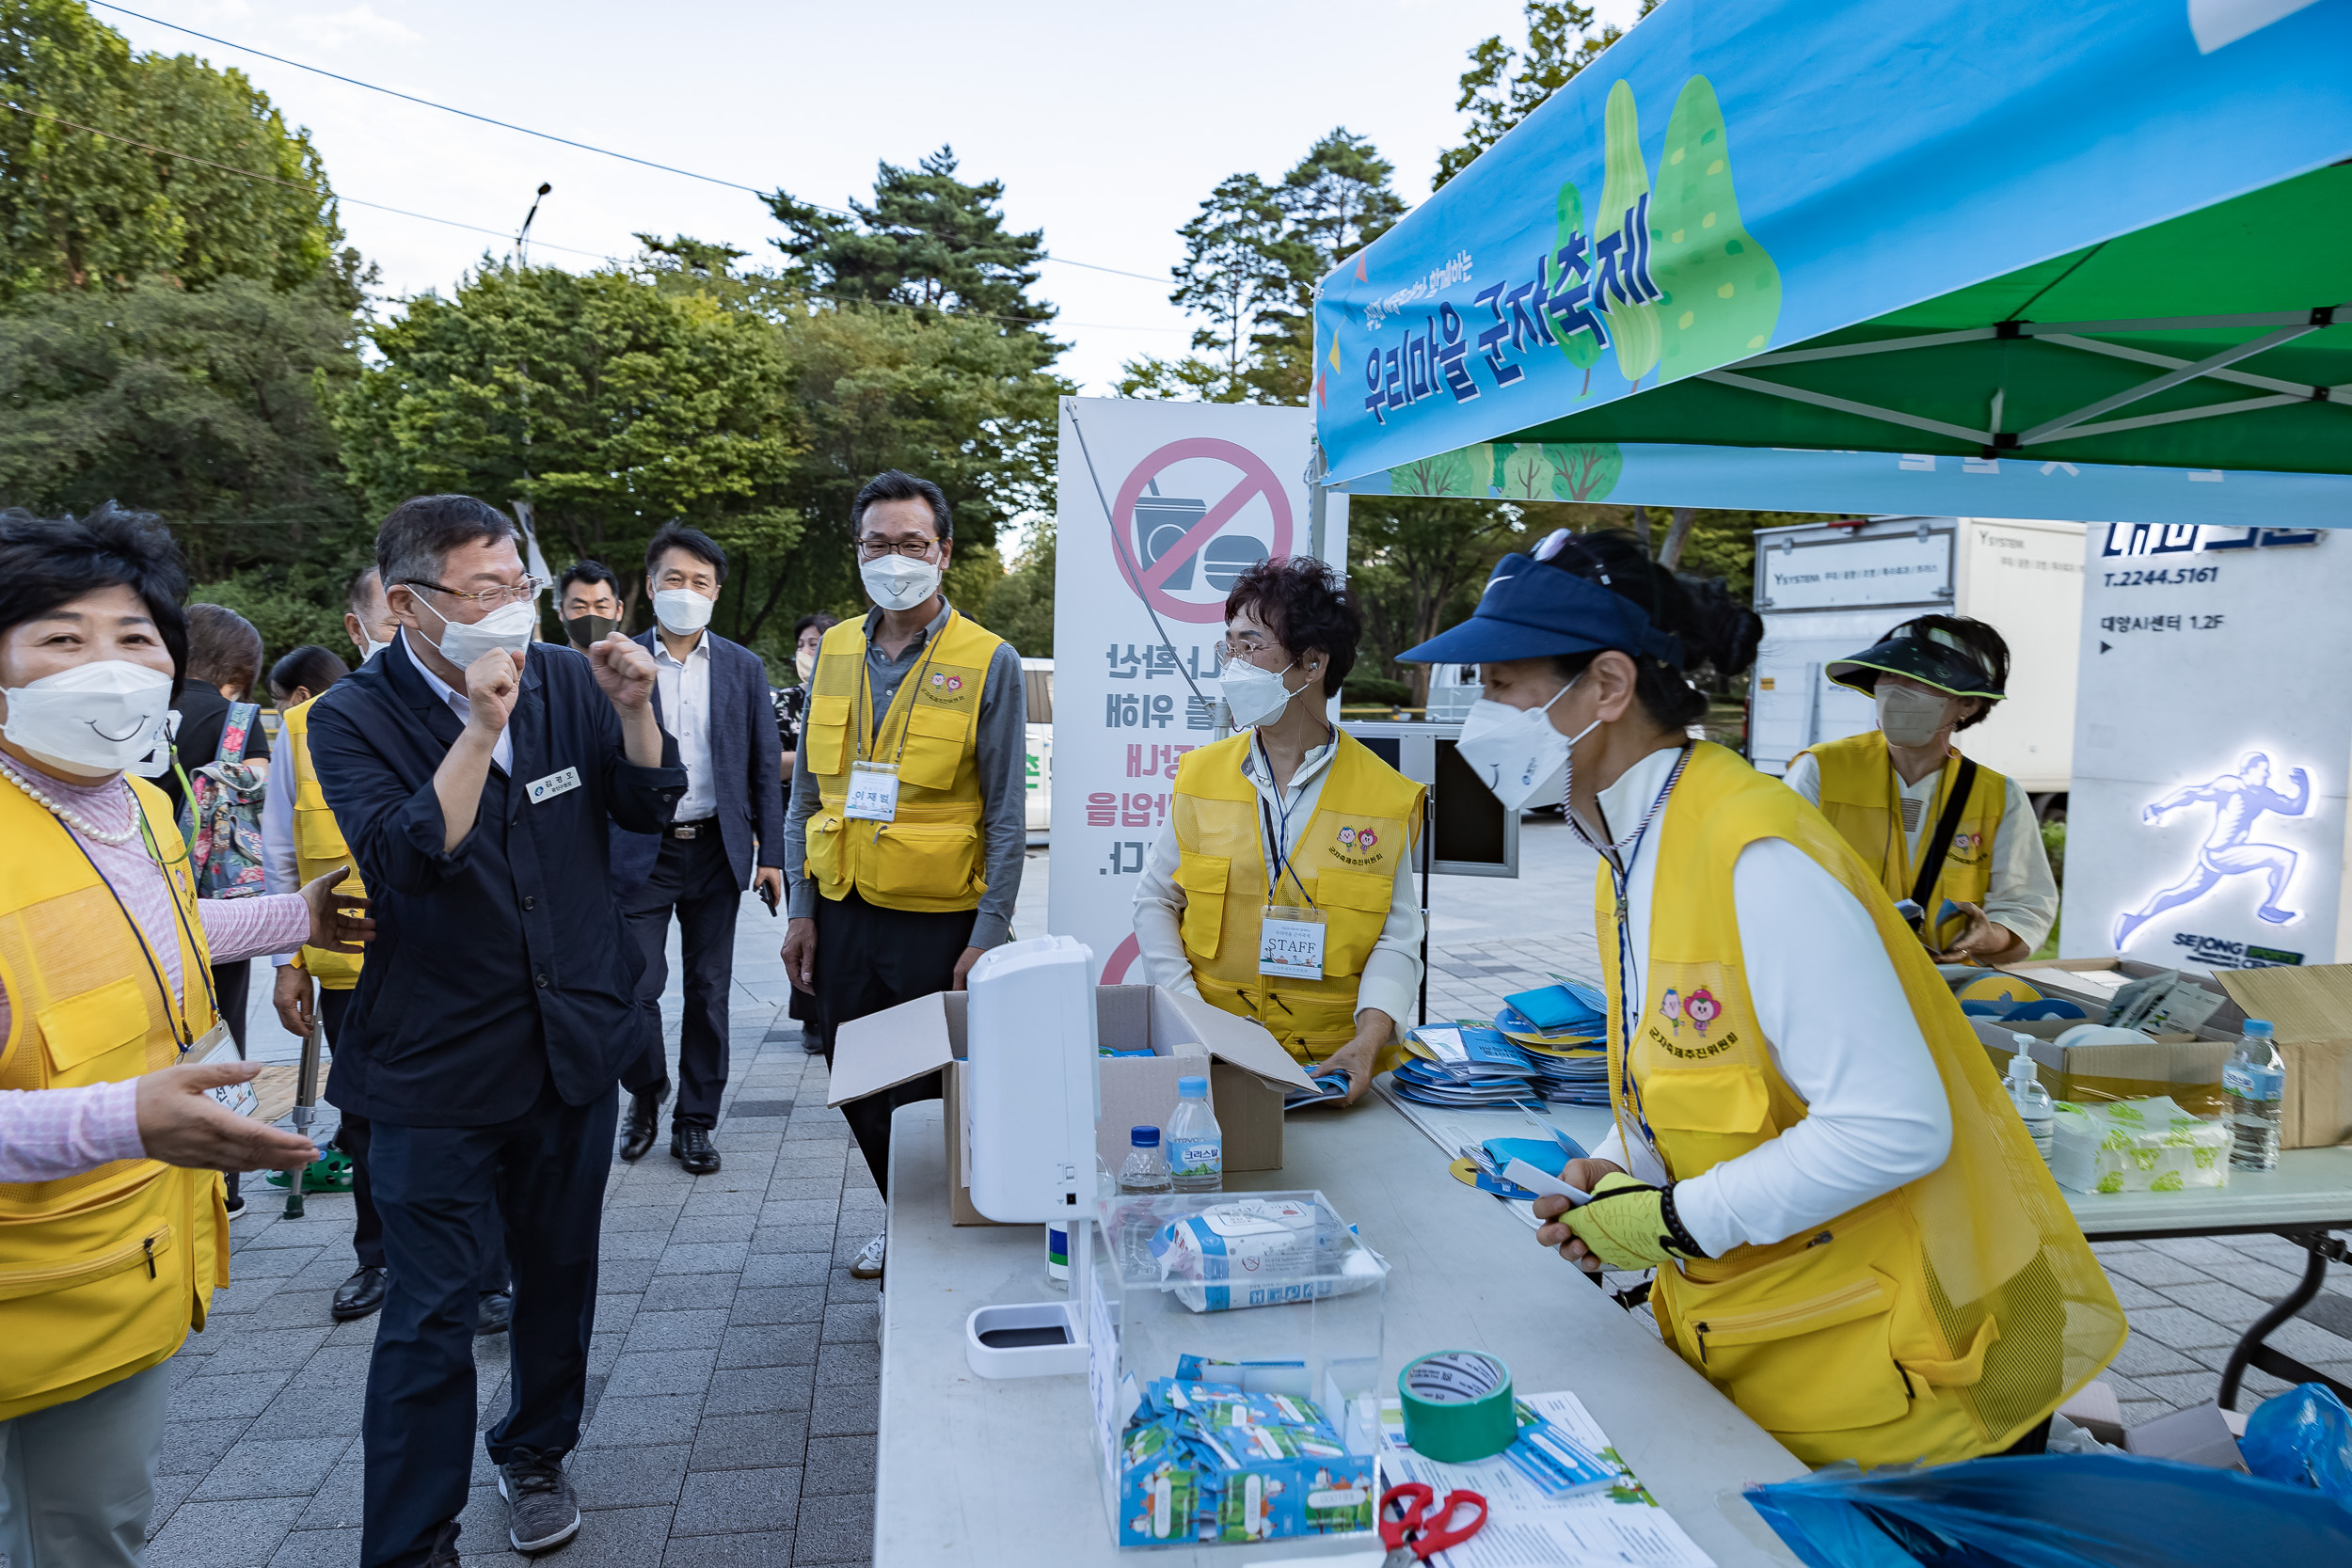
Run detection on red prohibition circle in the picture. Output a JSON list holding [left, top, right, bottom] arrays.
[[1100, 932, 1143, 986], [1107, 437, 1295, 625]]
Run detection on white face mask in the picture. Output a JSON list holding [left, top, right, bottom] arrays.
[[2, 658, 176, 776], [861, 552, 942, 612], [653, 588, 715, 638], [1876, 684, 1954, 749], [358, 635, 391, 663], [1216, 658, 1302, 730], [418, 594, 536, 667], [1457, 673, 1597, 813], [794, 647, 817, 685]]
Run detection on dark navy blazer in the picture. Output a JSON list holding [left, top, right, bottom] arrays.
[[608, 628, 784, 891], [308, 635, 686, 1126]]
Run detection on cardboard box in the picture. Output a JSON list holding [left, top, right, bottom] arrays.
[[2005, 958, 2248, 1034], [2215, 964, 2352, 1149], [1973, 1020, 2233, 1121], [829, 984, 1315, 1226]]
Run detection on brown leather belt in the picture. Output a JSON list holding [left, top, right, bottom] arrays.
[[670, 819, 717, 840]]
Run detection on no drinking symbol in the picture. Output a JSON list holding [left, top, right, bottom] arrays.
[[1108, 437, 1295, 625]]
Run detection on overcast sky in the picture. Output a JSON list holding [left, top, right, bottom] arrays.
[[98, 0, 1647, 393]]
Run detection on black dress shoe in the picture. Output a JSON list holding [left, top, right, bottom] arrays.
[[332, 1264, 389, 1322], [475, 1289, 513, 1337], [672, 1125, 723, 1175], [619, 1087, 665, 1162]]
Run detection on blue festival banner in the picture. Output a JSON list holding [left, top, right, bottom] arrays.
[[1312, 0, 2352, 486]]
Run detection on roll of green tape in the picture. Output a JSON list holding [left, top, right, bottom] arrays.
[[1398, 1350, 1516, 1463]]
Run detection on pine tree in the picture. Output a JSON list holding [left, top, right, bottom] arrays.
[[1433, 0, 1655, 193], [765, 146, 1060, 362], [1168, 172, 1289, 381]]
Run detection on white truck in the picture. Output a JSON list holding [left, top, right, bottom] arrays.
[[1022, 657, 1054, 836], [1747, 515, 2085, 800]]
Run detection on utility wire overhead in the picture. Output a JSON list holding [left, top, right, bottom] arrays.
[[87, 1, 1173, 286], [5, 103, 1182, 333]]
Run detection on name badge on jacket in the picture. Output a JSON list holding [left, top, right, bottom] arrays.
[[526, 767, 582, 805]]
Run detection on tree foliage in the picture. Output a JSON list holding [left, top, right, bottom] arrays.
[[1124, 127, 1406, 408], [0, 0, 341, 301], [333, 260, 805, 641], [1432, 0, 1655, 193], [0, 272, 364, 576]]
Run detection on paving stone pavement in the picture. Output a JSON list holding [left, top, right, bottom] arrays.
[[151, 835, 2350, 1566]]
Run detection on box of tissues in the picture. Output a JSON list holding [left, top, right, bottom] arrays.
[[2050, 1096, 2232, 1196]]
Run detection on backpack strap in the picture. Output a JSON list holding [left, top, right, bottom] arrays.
[[215, 701, 260, 765], [1909, 755, 1980, 911]]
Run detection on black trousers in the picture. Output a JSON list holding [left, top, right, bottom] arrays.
[[216, 961, 248, 1204], [620, 830, 741, 1130], [358, 1077, 615, 1568], [812, 890, 973, 1197]]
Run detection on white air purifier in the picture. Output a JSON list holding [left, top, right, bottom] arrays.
[[961, 935, 1101, 1377]]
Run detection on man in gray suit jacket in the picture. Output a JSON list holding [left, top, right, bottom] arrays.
[[612, 525, 786, 1174]]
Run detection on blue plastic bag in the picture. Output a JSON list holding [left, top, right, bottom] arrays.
[[1746, 1452, 2352, 1568], [2243, 1384, 2352, 1497]]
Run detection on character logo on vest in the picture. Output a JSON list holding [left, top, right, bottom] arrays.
[[930, 673, 946, 687], [1339, 826, 1357, 845], [1659, 988, 1683, 1036], [1684, 988, 1721, 1037], [1329, 824, 1385, 868]]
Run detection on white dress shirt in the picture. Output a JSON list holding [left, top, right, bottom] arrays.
[[1586, 746, 1953, 1259], [403, 628, 513, 774], [1782, 748, 2059, 951], [653, 632, 715, 821], [1133, 733, 1424, 1032]]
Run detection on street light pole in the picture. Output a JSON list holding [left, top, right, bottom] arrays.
[[515, 181, 552, 267]]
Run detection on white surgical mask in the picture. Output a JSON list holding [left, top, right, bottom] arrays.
[[1216, 658, 1301, 730], [1876, 685, 1953, 749], [358, 635, 392, 663], [794, 647, 817, 685], [1457, 673, 1596, 813], [2, 658, 176, 776], [419, 595, 536, 667], [653, 588, 714, 637], [861, 552, 942, 612]]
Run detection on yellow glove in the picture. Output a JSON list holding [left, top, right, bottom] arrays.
[[1559, 1172, 1709, 1270]]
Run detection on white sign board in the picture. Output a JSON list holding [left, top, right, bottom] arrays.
[[1047, 398, 1335, 984], [2061, 523, 2341, 972], [1756, 529, 1951, 611]]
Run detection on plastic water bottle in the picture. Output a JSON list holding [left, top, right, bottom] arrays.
[[1116, 1126, 1172, 1276], [2224, 1019, 2286, 1171], [1165, 1075, 1224, 1194], [2004, 1053, 2054, 1165]]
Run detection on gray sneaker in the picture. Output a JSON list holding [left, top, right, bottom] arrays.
[[498, 1451, 581, 1554]]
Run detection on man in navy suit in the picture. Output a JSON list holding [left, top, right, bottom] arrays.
[[309, 495, 684, 1568], [612, 524, 786, 1175]]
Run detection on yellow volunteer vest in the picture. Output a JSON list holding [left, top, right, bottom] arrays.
[[802, 610, 1005, 913], [279, 697, 365, 990], [1596, 743, 2121, 1468], [1800, 730, 2004, 951], [1170, 731, 1425, 1072], [0, 775, 230, 1420]]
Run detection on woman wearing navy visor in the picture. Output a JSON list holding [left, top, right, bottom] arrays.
[[1398, 530, 2120, 1467]]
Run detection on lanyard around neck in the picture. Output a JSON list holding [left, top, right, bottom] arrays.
[[1600, 746, 1691, 1175]]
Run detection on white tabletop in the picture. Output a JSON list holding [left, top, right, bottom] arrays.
[[876, 1099, 1806, 1567]]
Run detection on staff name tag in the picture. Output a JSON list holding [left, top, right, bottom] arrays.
[[1258, 905, 1326, 979], [845, 761, 900, 822], [188, 1020, 260, 1118], [526, 767, 582, 805]]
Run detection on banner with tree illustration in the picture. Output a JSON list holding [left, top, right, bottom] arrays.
[[1313, 0, 2352, 487]]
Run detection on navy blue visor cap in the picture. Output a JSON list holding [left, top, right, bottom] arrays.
[[1397, 553, 1685, 669]]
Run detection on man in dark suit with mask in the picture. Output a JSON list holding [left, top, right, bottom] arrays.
[[309, 494, 684, 1568], [611, 524, 786, 1175]]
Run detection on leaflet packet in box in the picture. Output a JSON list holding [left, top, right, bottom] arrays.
[[829, 983, 1314, 1226], [1085, 1190, 1387, 1548], [2050, 1096, 2231, 1196]]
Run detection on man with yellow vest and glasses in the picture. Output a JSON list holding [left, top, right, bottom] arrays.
[[781, 470, 1027, 1282], [1785, 616, 2058, 967], [1401, 530, 2122, 1466], [0, 503, 367, 1564], [1134, 557, 1424, 1101]]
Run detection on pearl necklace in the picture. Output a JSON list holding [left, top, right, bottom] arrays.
[[0, 755, 142, 846]]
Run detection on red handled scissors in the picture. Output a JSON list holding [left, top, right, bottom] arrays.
[[1379, 1481, 1488, 1565]]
